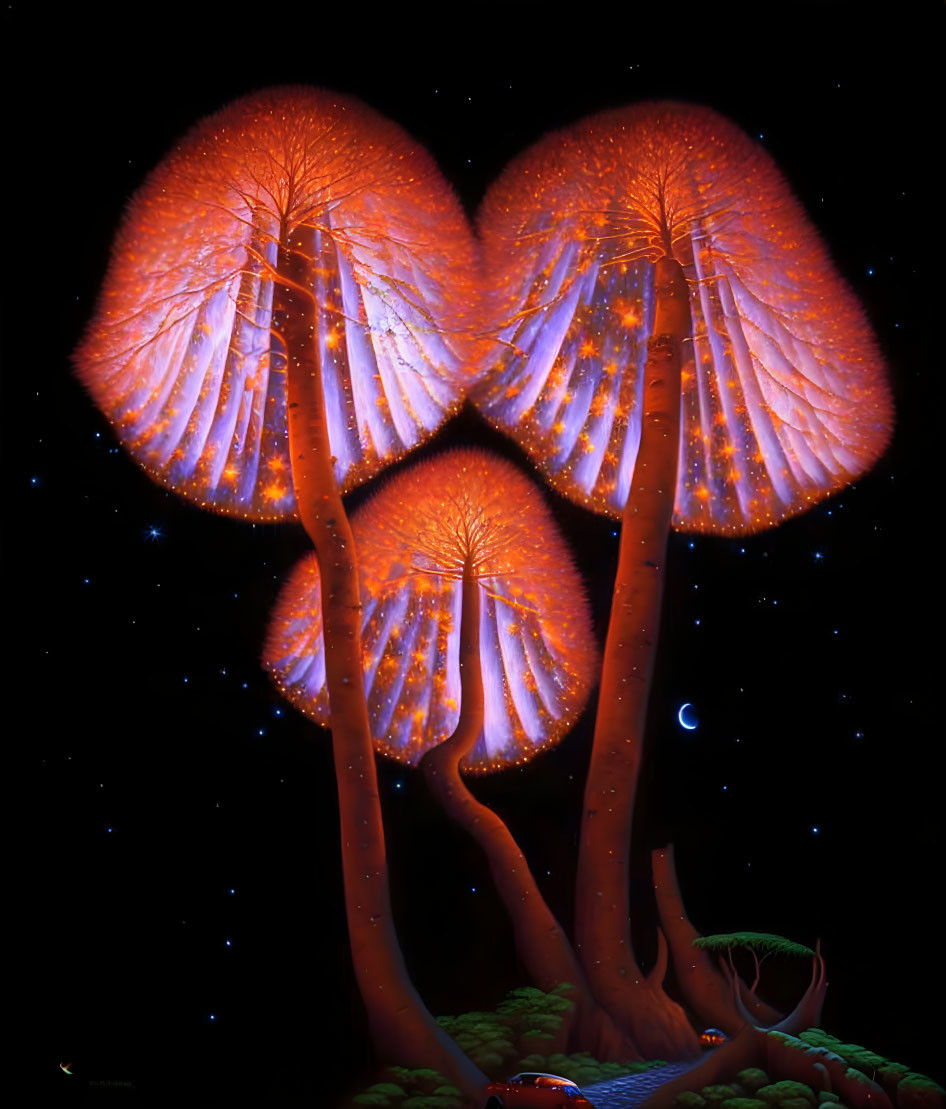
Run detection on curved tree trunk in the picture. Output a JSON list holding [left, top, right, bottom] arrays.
[[717, 940, 827, 1036], [765, 940, 828, 1035], [652, 845, 784, 1032], [420, 567, 641, 1061], [276, 228, 487, 1098], [575, 256, 700, 1060]]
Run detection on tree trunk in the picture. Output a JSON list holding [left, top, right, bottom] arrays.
[[716, 940, 827, 1037], [575, 255, 700, 1060], [420, 566, 640, 1061], [652, 846, 784, 1032], [765, 941, 828, 1035], [275, 226, 487, 1098]]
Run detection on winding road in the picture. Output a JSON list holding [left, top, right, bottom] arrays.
[[583, 1057, 709, 1109]]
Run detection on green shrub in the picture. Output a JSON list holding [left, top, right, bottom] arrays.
[[674, 1093, 708, 1109], [352, 1068, 461, 1109], [799, 1031, 840, 1048], [738, 1071, 771, 1093], [900, 1076, 945, 1093], [702, 1085, 738, 1104], [755, 1082, 816, 1105], [897, 1073, 946, 1109]]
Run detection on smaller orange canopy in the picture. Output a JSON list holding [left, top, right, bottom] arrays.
[[264, 450, 597, 771]]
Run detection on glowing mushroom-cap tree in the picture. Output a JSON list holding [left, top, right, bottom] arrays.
[[265, 450, 635, 1059], [475, 102, 893, 1059], [265, 449, 597, 771], [477, 101, 892, 533], [74, 86, 485, 1095], [75, 86, 478, 519]]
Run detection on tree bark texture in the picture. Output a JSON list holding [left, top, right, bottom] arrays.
[[652, 846, 784, 1032], [275, 228, 487, 1097], [575, 256, 700, 1060], [420, 568, 639, 1061]]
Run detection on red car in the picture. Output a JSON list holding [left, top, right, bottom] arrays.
[[484, 1072, 595, 1109]]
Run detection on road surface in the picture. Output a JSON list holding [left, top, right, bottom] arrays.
[[583, 1057, 708, 1109]]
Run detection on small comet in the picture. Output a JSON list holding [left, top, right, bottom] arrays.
[[60, 1062, 73, 1075]]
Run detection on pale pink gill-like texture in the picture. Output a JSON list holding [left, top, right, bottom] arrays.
[[476, 102, 893, 534], [75, 87, 479, 519]]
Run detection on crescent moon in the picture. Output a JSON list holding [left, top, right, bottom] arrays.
[[677, 703, 698, 730]]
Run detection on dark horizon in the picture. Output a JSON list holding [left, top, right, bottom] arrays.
[[14, 6, 941, 1105]]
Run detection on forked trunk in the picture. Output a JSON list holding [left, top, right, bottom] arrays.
[[275, 227, 486, 1097], [652, 846, 784, 1031], [420, 567, 640, 1061], [717, 939, 827, 1037], [575, 255, 700, 1060]]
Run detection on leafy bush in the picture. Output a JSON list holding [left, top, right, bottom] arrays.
[[897, 1074, 946, 1109], [703, 1086, 739, 1104], [737, 1070, 772, 1093], [674, 1093, 707, 1109], [436, 985, 657, 1082], [798, 1030, 940, 1093], [755, 1081, 817, 1105], [350, 1068, 463, 1109]]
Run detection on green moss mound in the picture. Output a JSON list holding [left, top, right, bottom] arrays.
[[797, 1030, 942, 1095], [350, 1070, 461, 1109], [702, 1086, 739, 1104], [434, 986, 660, 1083], [755, 1081, 817, 1105], [674, 1094, 708, 1109], [737, 1071, 772, 1093], [897, 1074, 946, 1109]]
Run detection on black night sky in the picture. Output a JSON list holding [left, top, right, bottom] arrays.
[[13, 5, 942, 1106]]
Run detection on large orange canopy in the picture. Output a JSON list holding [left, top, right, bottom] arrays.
[[475, 102, 893, 534], [75, 86, 478, 519]]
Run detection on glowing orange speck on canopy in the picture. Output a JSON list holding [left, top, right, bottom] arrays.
[[475, 102, 893, 534], [74, 86, 479, 521], [263, 450, 597, 772]]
